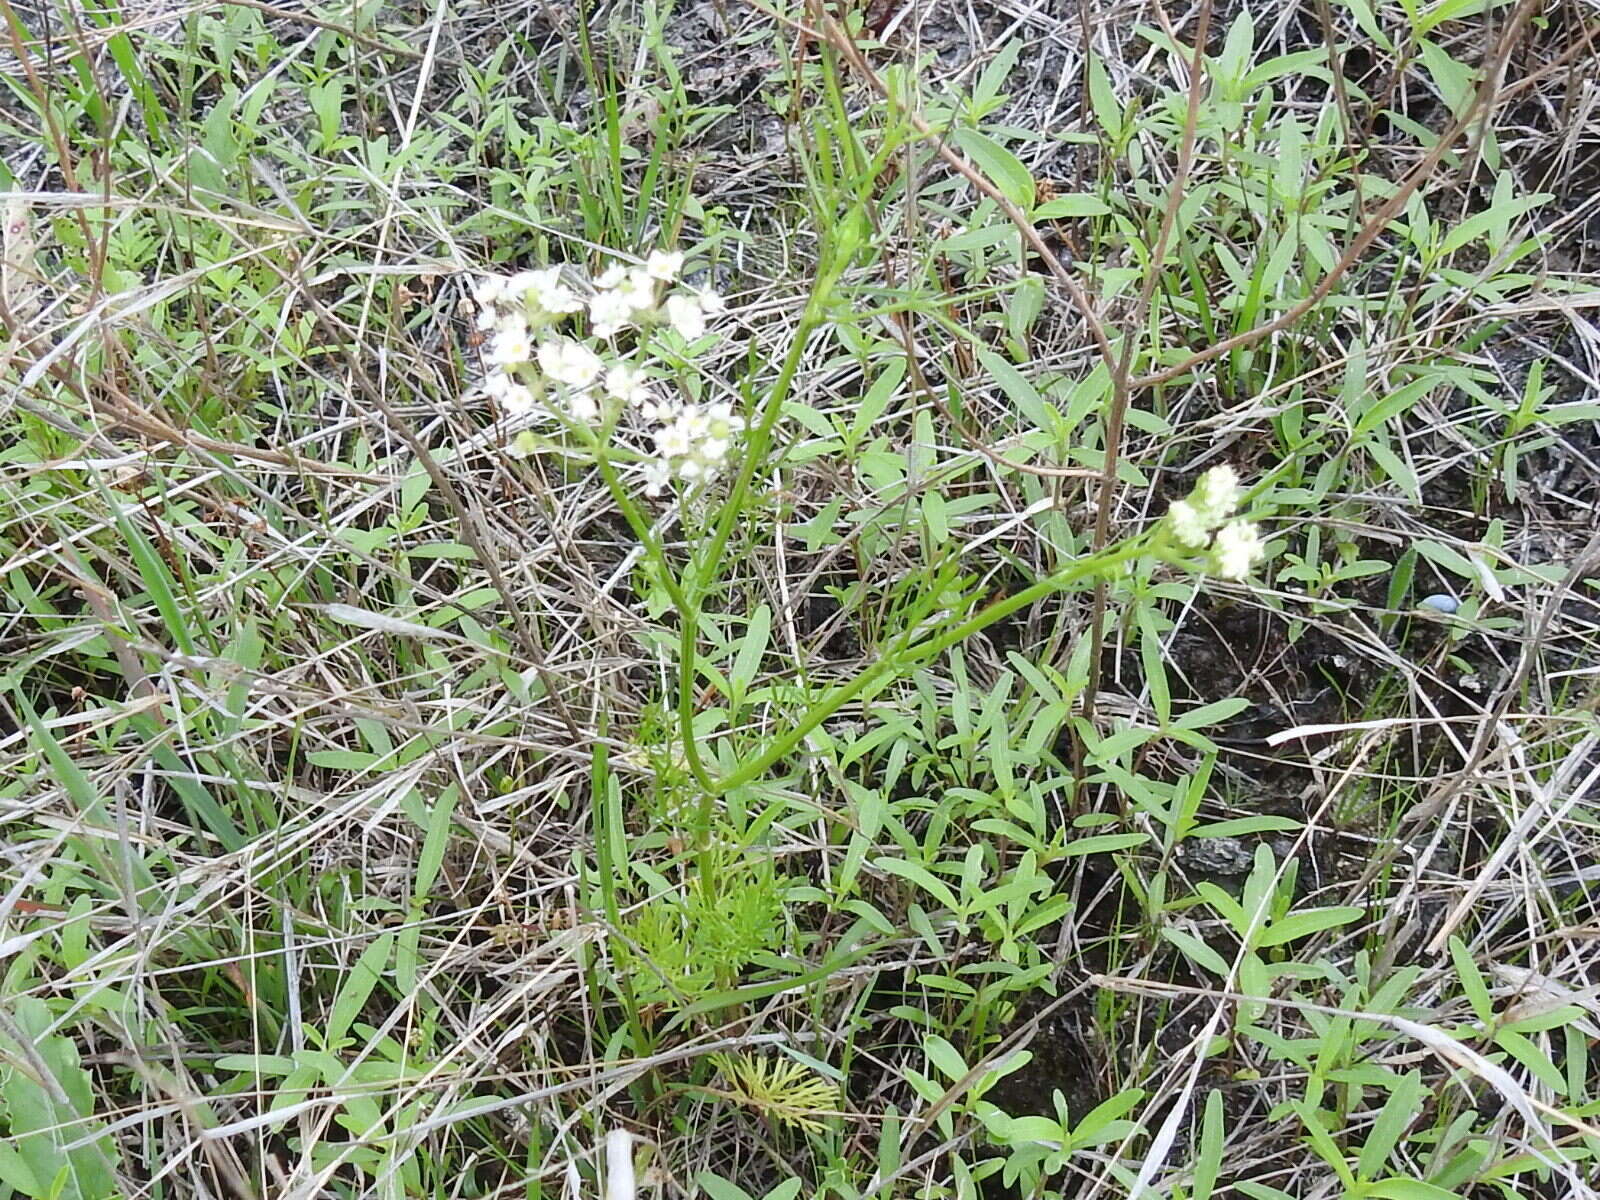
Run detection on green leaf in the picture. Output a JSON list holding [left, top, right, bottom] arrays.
[[696, 1172, 756, 1200], [876, 857, 959, 911], [953, 128, 1034, 209], [1295, 1099, 1356, 1187], [1238, 1186, 1297, 1200], [215, 1054, 297, 1075], [1137, 603, 1171, 727], [0, 1139, 43, 1197], [1190, 817, 1302, 838], [1063, 833, 1148, 855], [1195, 882, 1249, 931], [1386, 547, 1418, 613], [1417, 0, 1508, 37], [107, 502, 196, 657], [1172, 697, 1251, 731], [924, 1034, 969, 1084], [1438, 193, 1550, 258], [1086, 54, 1123, 139], [1541, 402, 1600, 425], [729, 604, 772, 708], [1358, 1073, 1425, 1181], [970, 39, 1021, 113], [1213, 9, 1256, 89], [327, 933, 395, 1045], [0, 998, 120, 1200], [1493, 1029, 1567, 1095], [1256, 906, 1363, 947], [1193, 1090, 1224, 1200], [1364, 1179, 1465, 1200], [975, 347, 1049, 429], [1069, 1087, 1144, 1146], [1161, 927, 1231, 978], [414, 786, 459, 905], [1412, 539, 1479, 583], [1033, 195, 1111, 219], [1416, 38, 1476, 120], [1449, 937, 1494, 1025]]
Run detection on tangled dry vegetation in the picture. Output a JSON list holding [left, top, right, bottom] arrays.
[[1, 0, 1599, 1198]]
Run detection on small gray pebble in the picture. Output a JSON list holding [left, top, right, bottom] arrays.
[[1420, 593, 1461, 614]]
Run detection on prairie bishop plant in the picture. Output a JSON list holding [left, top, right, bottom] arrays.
[[465, 235, 1269, 829], [470, 249, 736, 496]]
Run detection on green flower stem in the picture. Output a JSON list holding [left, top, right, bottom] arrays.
[[584, 255, 838, 804], [709, 535, 1151, 796], [584, 433, 721, 794], [691, 291, 830, 605]]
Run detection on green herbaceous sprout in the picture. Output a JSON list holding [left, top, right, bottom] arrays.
[[1162, 464, 1265, 580], [471, 251, 735, 495]]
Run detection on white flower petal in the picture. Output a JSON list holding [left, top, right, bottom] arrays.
[[643, 459, 672, 497], [568, 391, 600, 422], [665, 294, 706, 340], [645, 249, 684, 282], [589, 290, 635, 338], [537, 337, 603, 388]]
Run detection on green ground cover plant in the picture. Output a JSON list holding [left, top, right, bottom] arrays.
[[1, 0, 1598, 1198]]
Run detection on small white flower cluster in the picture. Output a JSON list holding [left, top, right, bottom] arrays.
[[469, 250, 736, 495], [1163, 464, 1264, 581]]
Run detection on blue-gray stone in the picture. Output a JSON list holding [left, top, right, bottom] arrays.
[[1420, 593, 1461, 614]]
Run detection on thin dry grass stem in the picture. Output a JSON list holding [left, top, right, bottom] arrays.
[[266, 255, 587, 743], [1079, 0, 1215, 788]]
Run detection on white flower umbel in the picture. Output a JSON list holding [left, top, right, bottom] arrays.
[[642, 458, 673, 497], [589, 268, 663, 338], [490, 321, 533, 369], [645, 249, 683, 282], [1163, 464, 1242, 548], [472, 275, 505, 307], [567, 388, 601, 424], [648, 400, 743, 491], [1160, 464, 1264, 581], [1212, 520, 1265, 580], [485, 370, 536, 415], [604, 363, 650, 407], [537, 337, 603, 389], [655, 420, 693, 461], [467, 252, 740, 497], [694, 287, 727, 316], [514, 266, 584, 316], [619, 269, 658, 313], [589, 288, 637, 340], [1191, 463, 1240, 523]]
